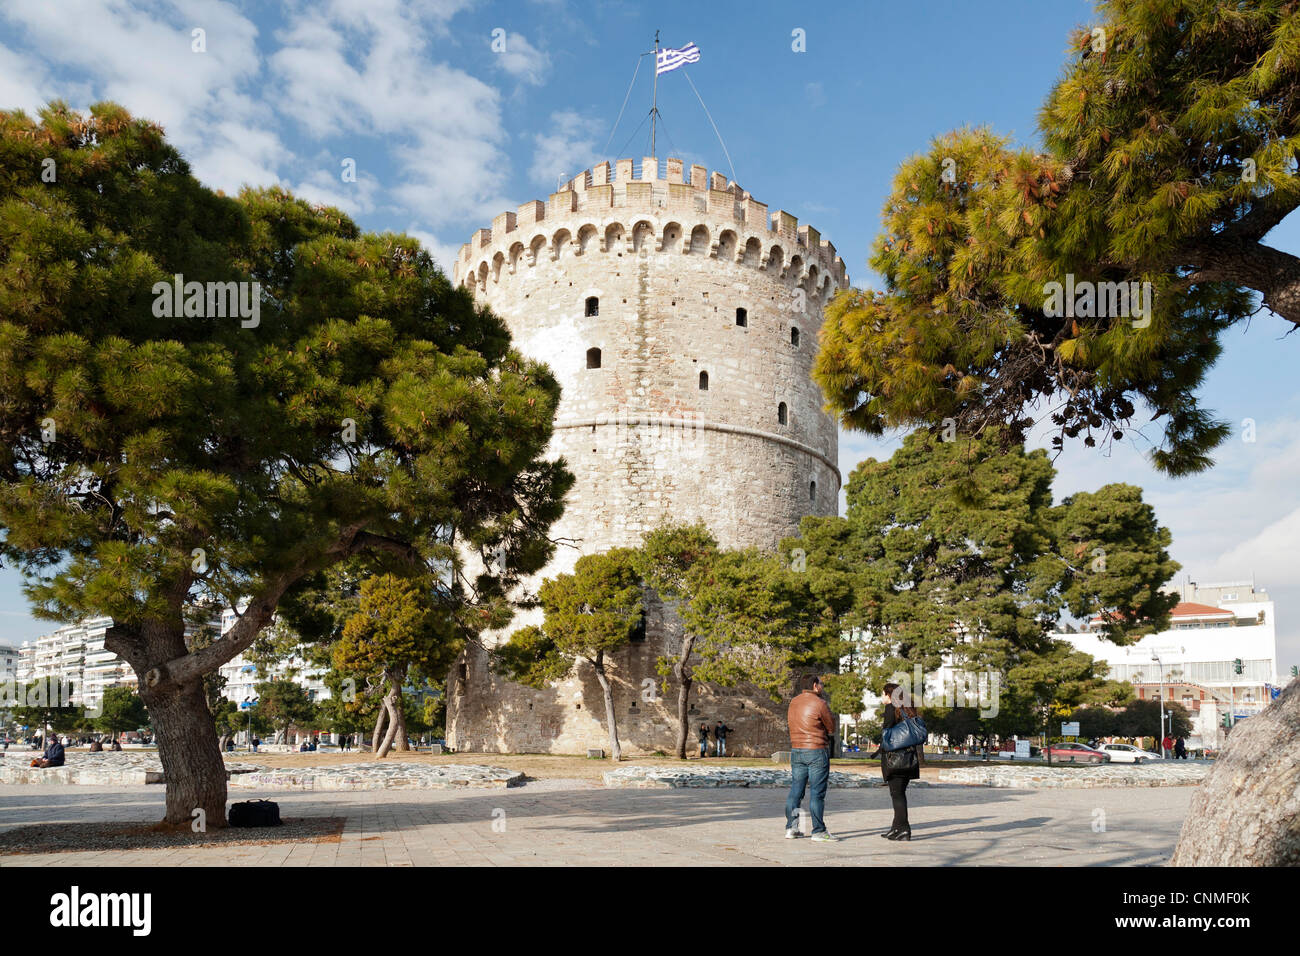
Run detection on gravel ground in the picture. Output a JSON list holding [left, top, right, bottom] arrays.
[[0, 816, 345, 855]]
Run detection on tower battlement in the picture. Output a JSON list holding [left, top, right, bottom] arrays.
[[454, 157, 848, 295]]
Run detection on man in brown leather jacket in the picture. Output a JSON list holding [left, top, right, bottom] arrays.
[[784, 674, 838, 842]]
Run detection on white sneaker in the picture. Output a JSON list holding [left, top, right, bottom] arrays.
[[784, 827, 801, 839], [811, 831, 839, 843]]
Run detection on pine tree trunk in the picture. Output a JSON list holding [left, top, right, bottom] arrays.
[[673, 635, 696, 760], [1171, 681, 1300, 866], [371, 702, 387, 752], [393, 671, 409, 752], [589, 652, 621, 761], [141, 678, 228, 828], [394, 691, 409, 752], [376, 683, 401, 758], [110, 619, 229, 828]]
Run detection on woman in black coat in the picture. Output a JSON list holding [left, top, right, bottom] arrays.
[[872, 681, 922, 841]]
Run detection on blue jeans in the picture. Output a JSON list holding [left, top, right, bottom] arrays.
[[716, 739, 726, 757], [699, 741, 707, 756], [785, 748, 830, 834]]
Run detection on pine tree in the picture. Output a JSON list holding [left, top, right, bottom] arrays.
[[683, 549, 831, 703], [783, 429, 1178, 737], [815, 0, 1300, 474], [633, 523, 720, 759], [496, 549, 644, 760], [334, 573, 457, 757], [252, 679, 318, 748], [95, 687, 149, 739], [0, 103, 571, 824]]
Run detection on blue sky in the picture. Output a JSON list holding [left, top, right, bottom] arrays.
[[1, 0, 1297, 670]]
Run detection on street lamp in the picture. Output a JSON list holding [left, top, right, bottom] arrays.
[[241, 696, 259, 752], [1151, 653, 1165, 756]]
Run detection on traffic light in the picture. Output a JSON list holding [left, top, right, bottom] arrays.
[[1233, 658, 1244, 675], [1291, 665, 1298, 678], [1222, 712, 1232, 728]]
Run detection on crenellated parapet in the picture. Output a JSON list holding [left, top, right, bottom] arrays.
[[453, 157, 849, 297]]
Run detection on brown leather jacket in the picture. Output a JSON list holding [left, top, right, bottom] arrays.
[[788, 691, 835, 749]]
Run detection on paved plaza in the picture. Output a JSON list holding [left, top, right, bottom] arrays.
[[0, 779, 1192, 866]]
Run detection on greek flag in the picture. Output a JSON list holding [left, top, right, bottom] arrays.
[[656, 42, 700, 75]]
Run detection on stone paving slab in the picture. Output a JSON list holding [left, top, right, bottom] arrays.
[[228, 762, 525, 790], [939, 764, 1209, 788], [602, 765, 931, 789], [0, 780, 1192, 866]]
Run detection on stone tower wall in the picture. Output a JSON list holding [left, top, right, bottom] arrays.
[[446, 157, 848, 756]]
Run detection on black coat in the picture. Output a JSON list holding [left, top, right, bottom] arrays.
[[879, 704, 921, 781], [44, 740, 65, 767]]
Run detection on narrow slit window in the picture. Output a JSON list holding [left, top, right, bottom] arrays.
[[778, 402, 788, 425], [791, 326, 800, 347], [735, 307, 748, 327], [586, 347, 601, 369], [585, 296, 599, 317], [809, 480, 817, 501], [699, 370, 709, 390]]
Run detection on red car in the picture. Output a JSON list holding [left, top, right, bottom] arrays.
[[1043, 743, 1110, 765]]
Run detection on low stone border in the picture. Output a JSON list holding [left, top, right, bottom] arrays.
[[602, 765, 931, 789], [0, 751, 259, 786], [228, 762, 525, 791], [938, 764, 1209, 788]]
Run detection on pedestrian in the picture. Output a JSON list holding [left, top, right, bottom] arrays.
[[783, 674, 837, 843], [714, 720, 730, 758], [1174, 736, 1187, 760], [29, 736, 65, 769], [1162, 734, 1173, 759], [697, 722, 709, 758], [870, 682, 923, 842]]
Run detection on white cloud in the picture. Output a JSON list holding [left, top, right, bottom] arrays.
[[270, 2, 511, 227], [405, 227, 464, 275], [491, 31, 549, 86], [292, 165, 383, 218], [530, 109, 600, 188], [0, 0, 284, 195], [0, 41, 54, 113]]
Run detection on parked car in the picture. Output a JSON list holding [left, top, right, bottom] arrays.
[[1043, 742, 1110, 764], [1096, 743, 1163, 764]]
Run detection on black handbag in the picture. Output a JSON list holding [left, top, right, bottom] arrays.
[[883, 746, 919, 776], [228, 799, 282, 827]]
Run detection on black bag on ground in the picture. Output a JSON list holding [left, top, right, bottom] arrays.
[[228, 799, 282, 827]]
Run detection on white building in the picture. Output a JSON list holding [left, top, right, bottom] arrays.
[[14, 616, 153, 713], [0, 643, 21, 685], [1056, 579, 1280, 749], [216, 606, 331, 707]]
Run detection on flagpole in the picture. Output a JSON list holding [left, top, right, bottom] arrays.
[[651, 29, 660, 157]]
